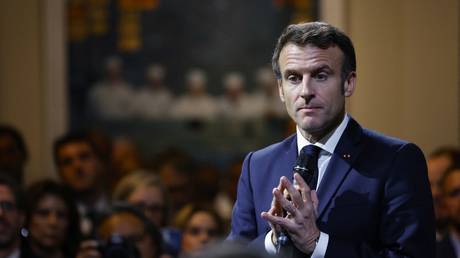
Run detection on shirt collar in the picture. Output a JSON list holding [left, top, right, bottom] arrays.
[[296, 114, 350, 155]]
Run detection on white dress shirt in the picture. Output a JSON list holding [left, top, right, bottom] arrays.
[[265, 114, 350, 258]]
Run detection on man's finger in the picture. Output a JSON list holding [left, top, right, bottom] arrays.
[[261, 211, 292, 228], [294, 173, 313, 205], [311, 189, 319, 217]]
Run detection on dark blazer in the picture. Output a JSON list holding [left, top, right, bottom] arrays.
[[436, 234, 456, 258], [228, 117, 436, 257]]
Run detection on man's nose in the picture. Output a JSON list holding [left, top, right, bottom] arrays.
[[300, 76, 314, 97], [47, 212, 59, 225]]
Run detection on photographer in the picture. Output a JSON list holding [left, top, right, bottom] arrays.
[[77, 204, 163, 258]]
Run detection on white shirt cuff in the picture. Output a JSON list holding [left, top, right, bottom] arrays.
[[311, 232, 329, 258], [264, 230, 277, 254]]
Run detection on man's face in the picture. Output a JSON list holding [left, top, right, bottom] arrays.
[[0, 185, 23, 248], [29, 195, 69, 249], [56, 142, 102, 193], [442, 170, 460, 226], [428, 155, 452, 196], [0, 135, 25, 181], [277, 43, 355, 140]]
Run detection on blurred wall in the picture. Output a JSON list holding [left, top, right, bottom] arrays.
[[0, 0, 458, 184], [323, 0, 459, 154], [0, 1, 66, 184]]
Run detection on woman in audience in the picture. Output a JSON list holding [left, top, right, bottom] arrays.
[[112, 170, 169, 228], [22, 179, 81, 258], [76, 204, 163, 258], [175, 205, 224, 258], [113, 171, 180, 256]]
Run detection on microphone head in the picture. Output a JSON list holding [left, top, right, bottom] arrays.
[[293, 154, 313, 184]]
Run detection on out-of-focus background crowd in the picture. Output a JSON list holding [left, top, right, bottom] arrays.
[[2, 122, 460, 258]]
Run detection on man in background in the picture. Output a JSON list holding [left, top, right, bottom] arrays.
[[53, 131, 110, 236], [0, 175, 25, 258], [0, 125, 28, 185]]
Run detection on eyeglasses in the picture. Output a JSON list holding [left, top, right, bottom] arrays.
[[0, 201, 17, 212], [185, 226, 218, 237]]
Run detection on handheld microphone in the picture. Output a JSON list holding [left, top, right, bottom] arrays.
[[276, 153, 312, 253], [293, 151, 314, 185]]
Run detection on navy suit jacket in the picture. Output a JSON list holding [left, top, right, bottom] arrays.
[[228, 118, 436, 257]]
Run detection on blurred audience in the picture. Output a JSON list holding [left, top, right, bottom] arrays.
[[111, 137, 144, 190], [437, 166, 460, 258], [53, 131, 110, 236], [112, 171, 179, 256], [88, 56, 135, 120], [22, 180, 81, 258], [0, 175, 25, 258], [174, 205, 224, 258], [76, 204, 163, 258], [152, 149, 197, 217], [213, 159, 242, 223], [427, 146, 460, 239], [113, 171, 168, 228], [196, 241, 275, 258], [0, 125, 28, 185], [171, 69, 218, 122], [134, 64, 173, 120]]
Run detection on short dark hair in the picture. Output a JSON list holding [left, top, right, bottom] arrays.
[[439, 165, 460, 194], [0, 174, 25, 211], [0, 124, 28, 161], [429, 146, 460, 169], [272, 21, 356, 82], [53, 131, 100, 166], [176, 204, 224, 236]]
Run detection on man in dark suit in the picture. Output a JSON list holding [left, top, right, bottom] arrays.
[[228, 22, 435, 257]]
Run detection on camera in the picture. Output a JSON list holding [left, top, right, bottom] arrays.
[[98, 234, 140, 258]]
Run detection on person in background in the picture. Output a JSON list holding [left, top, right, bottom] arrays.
[[88, 56, 135, 120], [427, 146, 460, 239], [21, 179, 81, 258], [0, 175, 25, 258], [171, 69, 218, 122], [0, 125, 28, 185], [152, 149, 197, 217], [250, 66, 287, 119], [436, 166, 460, 258], [112, 171, 179, 256], [110, 137, 143, 191], [175, 205, 224, 258], [76, 204, 163, 258], [53, 131, 110, 236], [218, 72, 254, 121], [112, 171, 169, 228], [133, 64, 173, 120]]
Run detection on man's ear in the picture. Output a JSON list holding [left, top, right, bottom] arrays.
[[277, 79, 285, 102], [343, 72, 356, 97]]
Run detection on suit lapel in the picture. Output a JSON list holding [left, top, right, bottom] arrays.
[[316, 118, 365, 218], [281, 135, 298, 178]]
